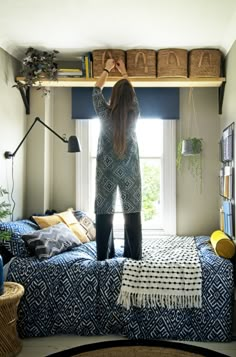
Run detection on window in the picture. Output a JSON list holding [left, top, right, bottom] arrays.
[[76, 119, 176, 235]]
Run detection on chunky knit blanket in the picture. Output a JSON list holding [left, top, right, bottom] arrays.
[[117, 236, 202, 309]]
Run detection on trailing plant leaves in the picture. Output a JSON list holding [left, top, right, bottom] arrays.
[[176, 138, 203, 193], [14, 47, 59, 96], [0, 187, 11, 241]]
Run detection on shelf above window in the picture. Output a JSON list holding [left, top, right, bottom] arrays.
[[16, 76, 225, 88]]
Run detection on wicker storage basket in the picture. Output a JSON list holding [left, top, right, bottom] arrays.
[[189, 49, 222, 77], [93, 49, 125, 77], [0, 282, 25, 357], [157, 49, 188, 78], [126, 49, 156, 77]]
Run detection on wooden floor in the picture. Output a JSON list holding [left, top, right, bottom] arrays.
[[18, 335, 236, 357]]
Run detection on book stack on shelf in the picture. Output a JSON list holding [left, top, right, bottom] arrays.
[[219, 122, 234, 239], [58, 53, 93, 78], [57, 68, 83, 77]]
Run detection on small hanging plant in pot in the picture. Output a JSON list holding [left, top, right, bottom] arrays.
[[14, 47, 59, 95], [176, 137, 203, 191], [181, 137, 203, 156]]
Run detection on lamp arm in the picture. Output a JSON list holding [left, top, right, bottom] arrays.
[[9, 117, 39, 158], [36, 117, 68, 144], [5, 117, 68, 159]]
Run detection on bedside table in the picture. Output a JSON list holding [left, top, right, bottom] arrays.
[[0, 282, 24, 357]]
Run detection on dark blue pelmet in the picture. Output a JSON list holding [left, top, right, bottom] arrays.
[[72, 87, 179, 119]]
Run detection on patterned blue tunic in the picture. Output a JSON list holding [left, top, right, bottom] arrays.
[[92, 86, 142, 214]]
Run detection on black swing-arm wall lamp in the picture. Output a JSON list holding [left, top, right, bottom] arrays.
[[4, 117, 81, 159]]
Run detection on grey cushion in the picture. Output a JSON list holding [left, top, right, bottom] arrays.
[[22, 222, 81, 260]]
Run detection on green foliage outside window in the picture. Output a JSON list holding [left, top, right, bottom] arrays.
[[142, 163, 160, 221]]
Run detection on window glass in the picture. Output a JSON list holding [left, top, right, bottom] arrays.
[[90, 119, 163, 230]]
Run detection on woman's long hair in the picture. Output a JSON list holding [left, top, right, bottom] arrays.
[[109, 79, 137, 158]]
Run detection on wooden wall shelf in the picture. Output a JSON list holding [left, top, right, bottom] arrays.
[[15, 76, 226, 115], [16, 76, 225, 88]]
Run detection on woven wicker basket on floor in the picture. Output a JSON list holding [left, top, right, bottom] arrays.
[[93, 49, 125, 77], [189, 49, 223, 77], [0, 282, 25, 357], [126, 49, 156, 77], [157, 49, 188, 78]]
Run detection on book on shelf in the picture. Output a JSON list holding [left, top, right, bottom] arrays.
[[58, 57, 87, 77], [84, 56, 89, 78], [223, 165, 233, 199], [220, 207, 224, 232], [222, 125, 234, 162], [57, 68, 83, 77], [219, 167, 224, 196], [222, 200, 233, 237], [84, 52, 93, 78]]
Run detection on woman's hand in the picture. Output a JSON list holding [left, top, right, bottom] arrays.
[[105, 59, 115, 72], [116, 59, 127, 75], [95, 58, 115, 88]]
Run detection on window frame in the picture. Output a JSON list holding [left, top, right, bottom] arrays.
[[75, 119, 176, 235]]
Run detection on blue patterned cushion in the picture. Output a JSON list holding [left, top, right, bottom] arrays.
[[0, 219, 39, 257], [22, 222, 82, 260], [73, 210, 96, 241]]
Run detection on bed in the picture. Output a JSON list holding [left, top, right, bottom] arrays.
[[0, 216, 234, 342]]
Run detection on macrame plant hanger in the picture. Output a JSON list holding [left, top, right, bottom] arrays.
[[178, 88, 203, 192], [181, 88, 200, 156]]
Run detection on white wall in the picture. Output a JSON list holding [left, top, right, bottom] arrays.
[[0, 48, 26, 220], [176, 88, 220, 235], [25, 87, 77, 217], [25, 85, 220, 236]]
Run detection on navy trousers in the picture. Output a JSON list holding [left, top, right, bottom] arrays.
[[96, 212, 142, 261]]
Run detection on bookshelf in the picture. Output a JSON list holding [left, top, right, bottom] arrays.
[[15, 76, 226, 115], [16, 76, 225, 88], [219, 122, 234, 239]]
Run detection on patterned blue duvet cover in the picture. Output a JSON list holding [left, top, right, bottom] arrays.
[[7, 236, 234, 341]]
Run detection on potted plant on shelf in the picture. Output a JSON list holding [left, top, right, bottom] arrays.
[[14, 47, 59, 95], [0, 186, 11, 295]]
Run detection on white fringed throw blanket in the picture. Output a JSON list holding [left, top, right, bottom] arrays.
[[117, 236, 202, 309]]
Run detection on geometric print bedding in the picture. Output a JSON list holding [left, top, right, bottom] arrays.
[[6, 236, 234, 342], [0, 219, 39, 257]]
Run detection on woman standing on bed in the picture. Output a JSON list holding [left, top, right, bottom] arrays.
[[92, 58, 142, 261]]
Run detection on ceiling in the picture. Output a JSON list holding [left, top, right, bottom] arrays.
[[1, 0, 236, 61]]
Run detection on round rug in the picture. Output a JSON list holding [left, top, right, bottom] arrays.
[[46, 339, 229, 357]]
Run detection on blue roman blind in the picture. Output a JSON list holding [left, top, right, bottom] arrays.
[[72, 87, 179, 119]]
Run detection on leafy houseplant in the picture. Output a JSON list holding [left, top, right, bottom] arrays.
[[14, 47, 59, 95]]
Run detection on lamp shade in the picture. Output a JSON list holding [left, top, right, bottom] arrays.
[[68, 136, 81, 153]]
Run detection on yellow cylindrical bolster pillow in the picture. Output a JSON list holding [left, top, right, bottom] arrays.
[[210, 230, 235, 259]]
